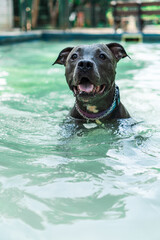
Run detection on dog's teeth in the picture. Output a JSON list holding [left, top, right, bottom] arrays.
[[96, 86, 100, 93], [99, 85, 106, 93], [73, 87, 78, 95]]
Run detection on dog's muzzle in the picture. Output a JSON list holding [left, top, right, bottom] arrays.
[[72, 60, 106, 98]]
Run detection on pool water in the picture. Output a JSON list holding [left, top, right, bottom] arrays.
[[0, 40, 160, 240]]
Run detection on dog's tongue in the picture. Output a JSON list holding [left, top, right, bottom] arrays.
[[78, 82, 94, 93]]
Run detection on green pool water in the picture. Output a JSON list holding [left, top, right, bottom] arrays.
[[0, 40, 160, 240]]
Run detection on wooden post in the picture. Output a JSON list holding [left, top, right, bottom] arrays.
[[32, 0, 40, 29], [48, 0, 59, 28], [137, 1, 142, 32]]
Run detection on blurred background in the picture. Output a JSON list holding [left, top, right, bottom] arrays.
[[0, 0, 160, 33]]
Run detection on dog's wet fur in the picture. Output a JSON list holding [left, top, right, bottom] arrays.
[[53, 43, 130, 123]]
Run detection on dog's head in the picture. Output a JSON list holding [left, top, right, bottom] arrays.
[[53, 43, 128, 102]]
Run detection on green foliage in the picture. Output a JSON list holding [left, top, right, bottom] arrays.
[[142, 5, 160, 11]]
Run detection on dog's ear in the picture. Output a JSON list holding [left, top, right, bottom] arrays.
[[107, 43, 130, 62], [53, 47, 74, 66]]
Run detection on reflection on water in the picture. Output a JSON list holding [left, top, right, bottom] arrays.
[[0, 41, 160, 240]]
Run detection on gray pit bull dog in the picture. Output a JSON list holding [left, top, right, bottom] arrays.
[[53, 43, 130, 123]]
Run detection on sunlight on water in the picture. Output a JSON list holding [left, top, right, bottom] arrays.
[[0, 41, 160, 240]]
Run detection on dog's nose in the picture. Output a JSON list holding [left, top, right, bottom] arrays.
[[78, 60, 93, 70]]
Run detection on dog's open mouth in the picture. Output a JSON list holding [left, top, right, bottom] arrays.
[[73, 77, 106, 97]]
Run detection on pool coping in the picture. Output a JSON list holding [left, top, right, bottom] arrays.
[[0, 30, 160, 44], [0, 31, 42, 44]]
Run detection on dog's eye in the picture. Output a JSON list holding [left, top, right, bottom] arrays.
[[99, 53, 106, 60], [71, 53, 78, 60]]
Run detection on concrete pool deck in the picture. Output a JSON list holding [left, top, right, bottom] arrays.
[[0, 28, 160, 44]]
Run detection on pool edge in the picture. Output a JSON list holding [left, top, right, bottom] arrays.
[[0, 30, 160, 44]]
